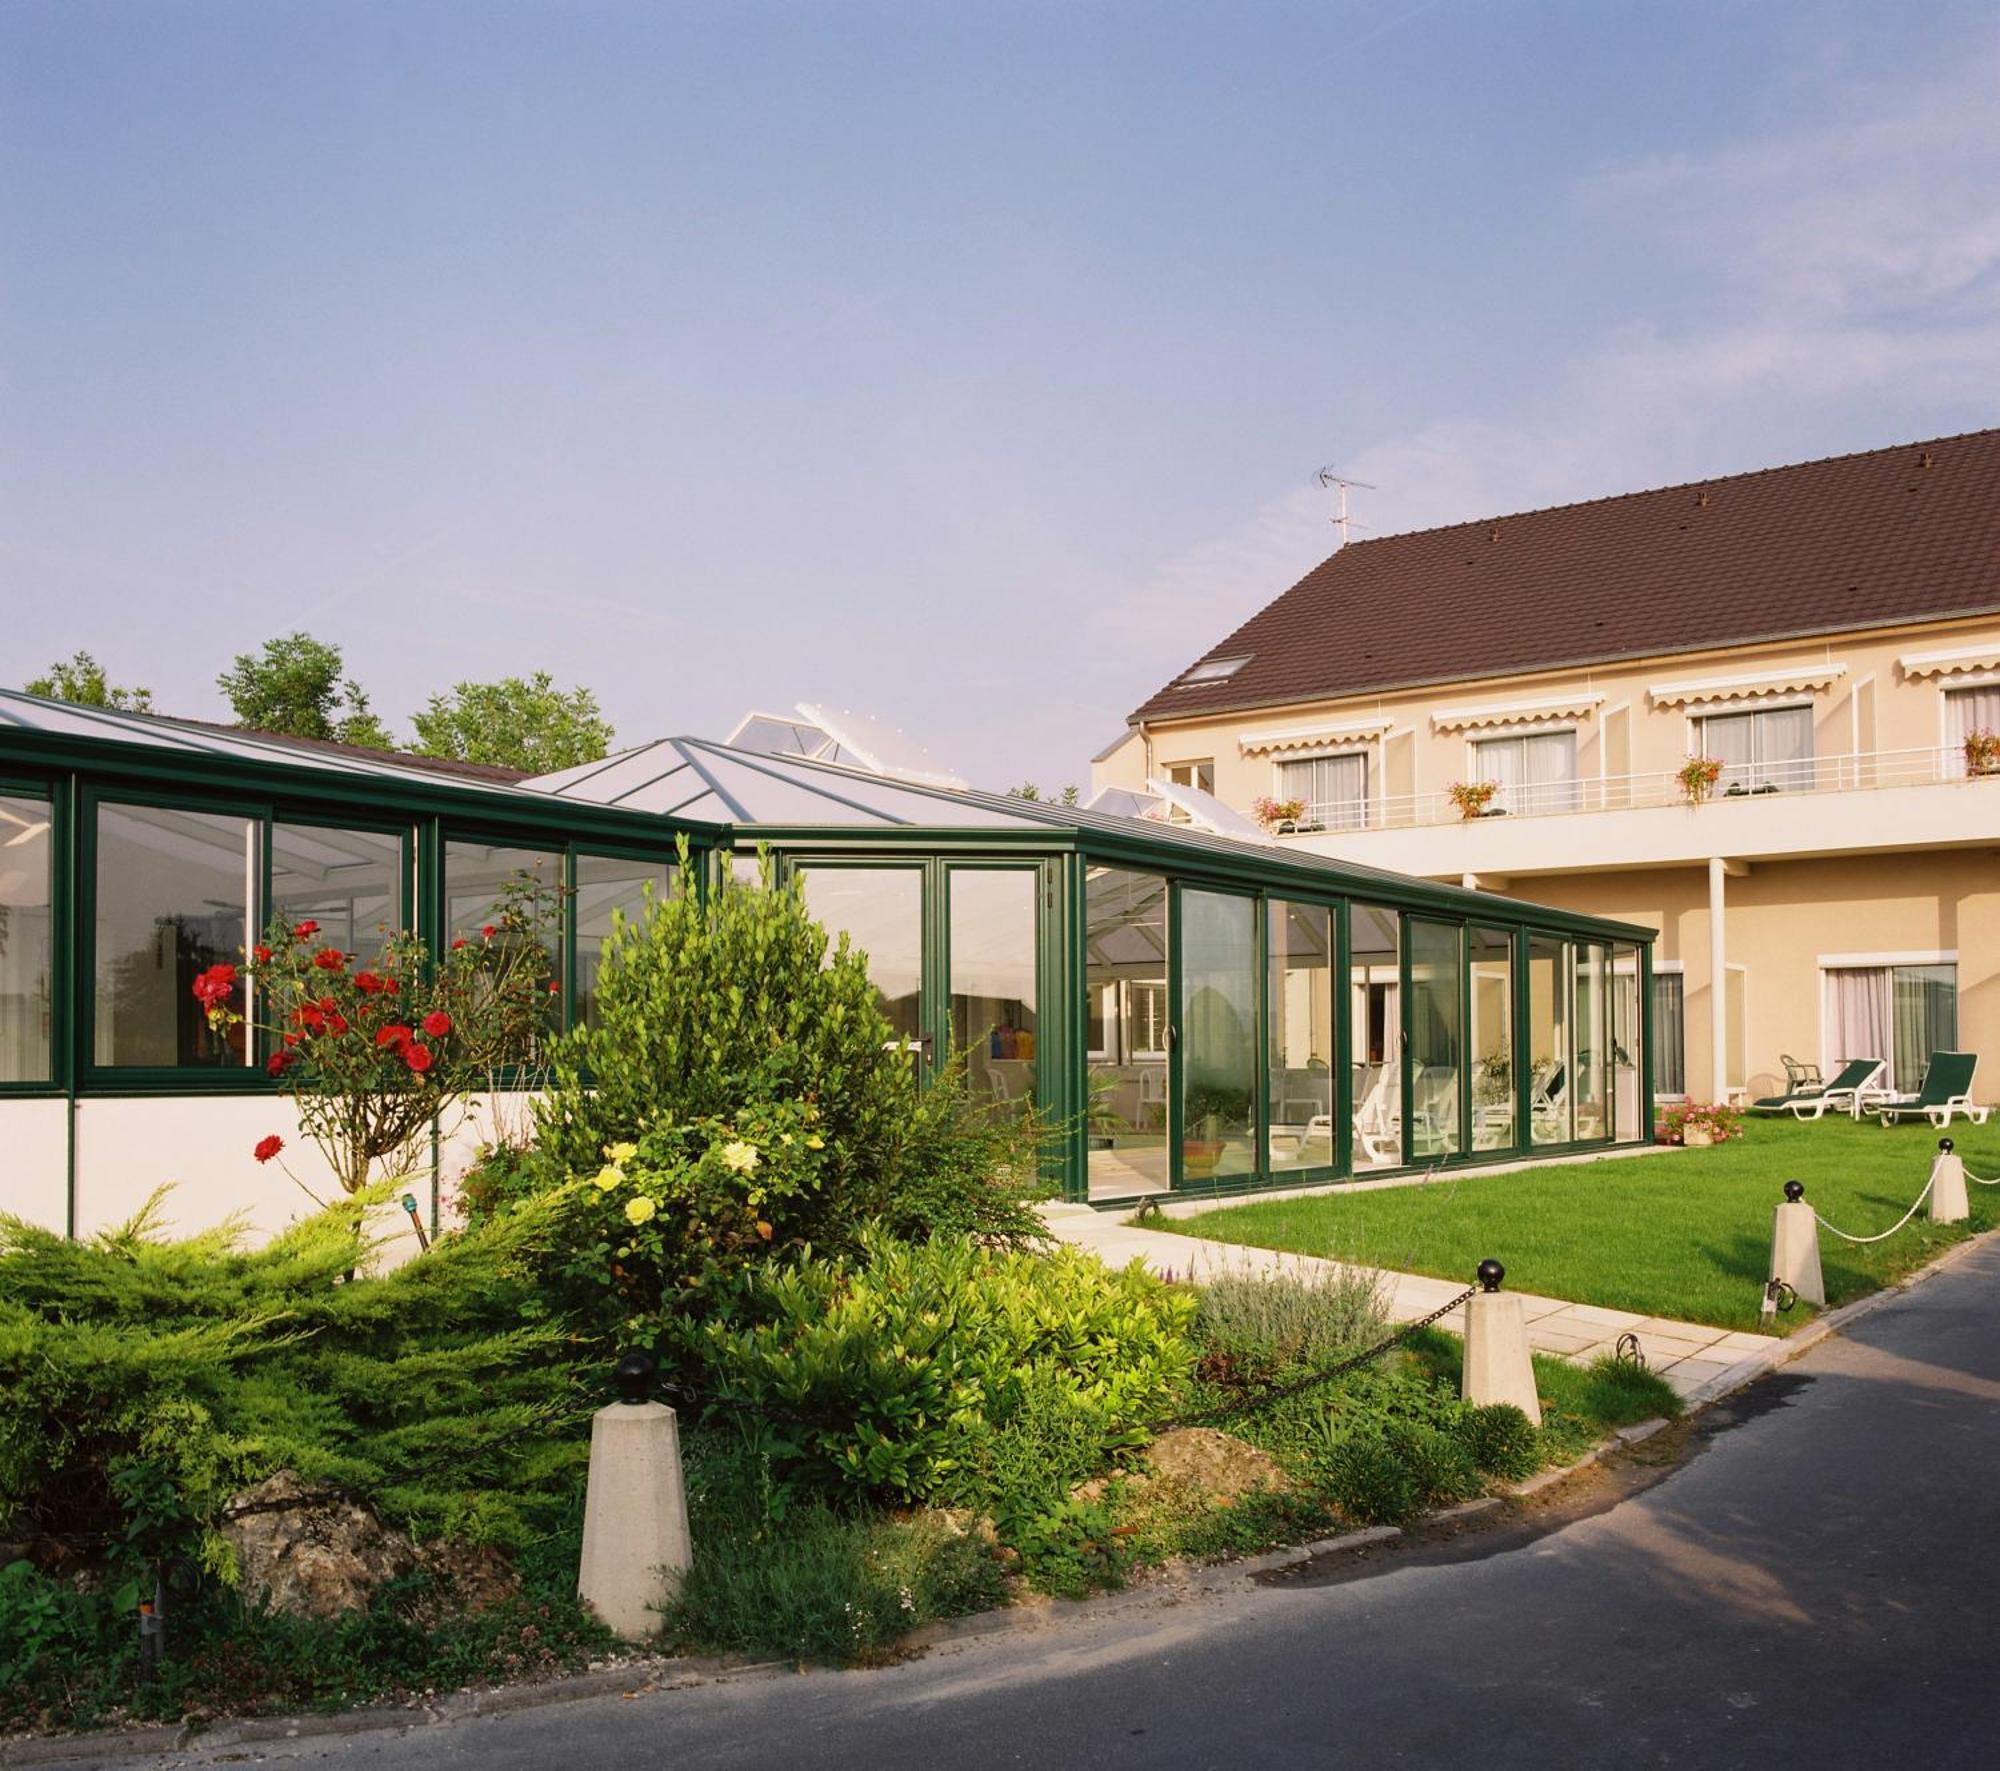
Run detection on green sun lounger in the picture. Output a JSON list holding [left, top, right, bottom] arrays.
[[1873, 1052, 1990, 1128], [1750, 1057, 1886, 1120]]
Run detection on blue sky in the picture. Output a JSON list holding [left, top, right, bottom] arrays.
[[5, 2, 1998, 786]]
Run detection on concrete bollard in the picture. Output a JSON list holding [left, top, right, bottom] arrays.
[[1768, 1180, 1826, 1310], [1927, 1137, 1970, 1226], [578, 1352, 693, 1641], [1461, 1259, 1542, 1427]]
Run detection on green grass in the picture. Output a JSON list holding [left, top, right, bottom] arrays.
[[1153, 1117, 2000, 1334]]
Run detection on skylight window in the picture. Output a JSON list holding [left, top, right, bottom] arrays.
[[1179, 655, 1251, 685]]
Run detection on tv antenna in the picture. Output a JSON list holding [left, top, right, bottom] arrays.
[[1315, 467, 1376, 549]]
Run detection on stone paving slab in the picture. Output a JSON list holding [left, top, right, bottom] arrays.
[[1043, 1204, 1779, 1401]]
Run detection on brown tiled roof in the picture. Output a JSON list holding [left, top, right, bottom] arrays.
[[1130, 428, 2000, 725], [166, 716, 529, 783]]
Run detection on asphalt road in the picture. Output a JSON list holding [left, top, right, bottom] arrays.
[[145, 1237, 2000, 1770]]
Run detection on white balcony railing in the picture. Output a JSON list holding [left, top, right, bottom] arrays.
[[1272, 745, 1998, 837]]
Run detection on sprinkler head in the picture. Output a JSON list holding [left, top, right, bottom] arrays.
[[1783, 1180, 1805, 1203], [1476, 1258, 1505, 1293]]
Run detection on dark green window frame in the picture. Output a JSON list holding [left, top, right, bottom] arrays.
[[0, 772, 64, 1096]]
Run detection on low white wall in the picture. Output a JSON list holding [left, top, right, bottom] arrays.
[[0, 1098, 71, 1232]]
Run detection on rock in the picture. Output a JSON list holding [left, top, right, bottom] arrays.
[[222, 1472, 417, 1620], [918, 1507, 999, 1545], [416, 1538, 520, 1615], [1141, 1428, 1289, 1499], [1069, 1472, 1150, 1505]]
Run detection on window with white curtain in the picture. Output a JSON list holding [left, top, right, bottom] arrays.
[[1824, 962, 1958, 1094], [1650, 970, 1686, 1097], [1276, 753, 1369, 830], [1470, 730, 1578, 814], [1696, 705, 1814, 793], [1944, 684, 2000, 774]]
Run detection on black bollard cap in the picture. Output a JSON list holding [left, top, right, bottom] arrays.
[[1476, 1258, 1505, 1293], [613, 1350, 657, 1405], [1938, 1137, 1955, 1154], [1783, 1180, 1805, 1203]]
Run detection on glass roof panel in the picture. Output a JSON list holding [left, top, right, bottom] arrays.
[[1145, 776, 1274, 844], [794, 703, 969, 790]]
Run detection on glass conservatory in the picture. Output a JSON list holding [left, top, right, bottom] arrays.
[[0, 690, 1655, 1239]]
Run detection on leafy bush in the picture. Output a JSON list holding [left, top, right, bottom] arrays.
[[1192, 1262, 1389, 1385], [1461, 1403, 1541, 1481], [0, 1188, 593, 1581], [676, 1233, 1196, 1507], [1303, 1367, 1535, 1525]]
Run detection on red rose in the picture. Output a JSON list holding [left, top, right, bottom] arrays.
[[311, 947, 346, 972], [381, 977, 399, 994], [292, 921, 319, 940], [450, 937, 468, 950], [282, 1031, 301, 1047], [547, 981, 560, 995], [253, 1134, 284, 1163], [190, 963, 238, 1007], [296, 1005, 325, 1033], [325, 1011, 350, 1037], [354, 971, 385, 994], [252, 945, 273, 965], [376, 1023, 414, 1049], [421, 1010, 452, 1039], [266, 1050, 292, 1077], [481, 925, 497, 940], [403, 1042, 435, 1074]]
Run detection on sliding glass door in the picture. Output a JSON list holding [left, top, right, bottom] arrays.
[[1178, 888, 1258, 1184]]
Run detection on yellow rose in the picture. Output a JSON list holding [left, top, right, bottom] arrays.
[[608, 1141, 638, 1163], [593, 1164, 624, 1191], [719, 1140, 760, 1174], [805, 1134, 824, 1150], [625, 1195, 657, 1226]]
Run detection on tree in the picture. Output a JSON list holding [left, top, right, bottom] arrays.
[[25, 651, 154, 713], [1011, 781, 1080, 805], [216, 632, 394, 748], [411, 672, 613, 774]]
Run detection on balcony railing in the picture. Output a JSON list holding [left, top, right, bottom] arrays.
[[1273, 745, 1998, 836]]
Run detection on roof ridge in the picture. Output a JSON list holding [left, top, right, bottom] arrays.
[[1340, 425, 2000, 550]]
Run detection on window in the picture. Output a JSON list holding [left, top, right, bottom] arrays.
[[1181, 889, 1257, 1180], [444, 841, 565, 1063], [1267, 900, 1334, 1173], [1179, 656, 1250, 685], [1085, 868, 1168, 1195], [949, 869, 1038, 1115], [1696, 705, 1814, 794], [1162, 760, 1214, 823], [269, 823, 405, 961], [1945, 684, 2000, 775], [1528, 935, 1571, 1144], [796, 867, 924, 1045], [0, 792, 53, 1082], [1469, 927, 1515, 1151], [1350, 905, 1402, 1168], [1408, 920, 1464, 1160], [1276, 753, 1369, 831], [93, 802, 254, 1069], [1824, 962, 1957, 1095], [575, 854, 679, 1030], [1650, 970, 1686, 1097], [1470, 730, 1577, 815]]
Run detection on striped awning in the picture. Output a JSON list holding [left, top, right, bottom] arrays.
[[1898, 643, 2000, 680], [1648, 662, 1846, 708], [1238, 717, 1394, 756], [1430, 692, 1604, 733]]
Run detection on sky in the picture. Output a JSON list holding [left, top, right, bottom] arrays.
[[4, 1, 1998, 789]]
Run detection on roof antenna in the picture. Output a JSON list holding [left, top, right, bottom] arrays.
[[1316, 467, 1377, 549]]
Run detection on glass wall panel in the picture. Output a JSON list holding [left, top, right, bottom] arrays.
[[444, 841, 565, 1063], [1650, 971, 1686, 1098], [1528, 935, 1570, 1145], [797, 867, 924, 1046], [1611, 945, 1643, 1140], [0, 793, 53, 1081], [1350, 905, 1402, 1167], [1267, 899, 1334, 1173], [269, 824, 404, 960], [576, 854, 679, 1030], [1573, 942, 1610, 1140], [1408, 919, 1463, 1160], [1180, 890, 1257, 1182], [94, 802, 253, 1068], [949, 869, 1037, 1116], [1469, 926, 1515, 1151], [1085, 867, 1168, 1197]]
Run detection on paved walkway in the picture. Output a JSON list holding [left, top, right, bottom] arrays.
[[1043, 1203, 1777, 1401]]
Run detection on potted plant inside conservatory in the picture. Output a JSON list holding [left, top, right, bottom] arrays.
[[1180, 1084, 1247, 1178]]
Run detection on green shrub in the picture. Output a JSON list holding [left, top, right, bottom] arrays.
[[677, 1233, 1196, 1507], [1192, 1263, 1389, 1384], [1462, 1403, 1541, 1481]]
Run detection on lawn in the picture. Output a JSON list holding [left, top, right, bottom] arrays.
[[1153, 1117, 2000, 1335]]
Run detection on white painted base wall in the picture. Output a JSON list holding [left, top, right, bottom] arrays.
[[0, 1092, 542, 1251]]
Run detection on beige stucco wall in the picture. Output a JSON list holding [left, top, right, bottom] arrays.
[[1095, 612, 2000, 815], [1482, 851, 2000, 1103]]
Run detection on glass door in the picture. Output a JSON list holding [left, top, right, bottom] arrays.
[[1406, 918, 1465, 1161], [1176, 887, 1258, 1186], [945, 866, 1039, 1118], [796, 865, 928, 1075]]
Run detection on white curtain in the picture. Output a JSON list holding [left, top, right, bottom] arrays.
[[1474, 731, 1575, 814], [1825, 967, 1892, 1073], [1278, 754, 1368, 829], [1945, 686, 2000, 774]]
